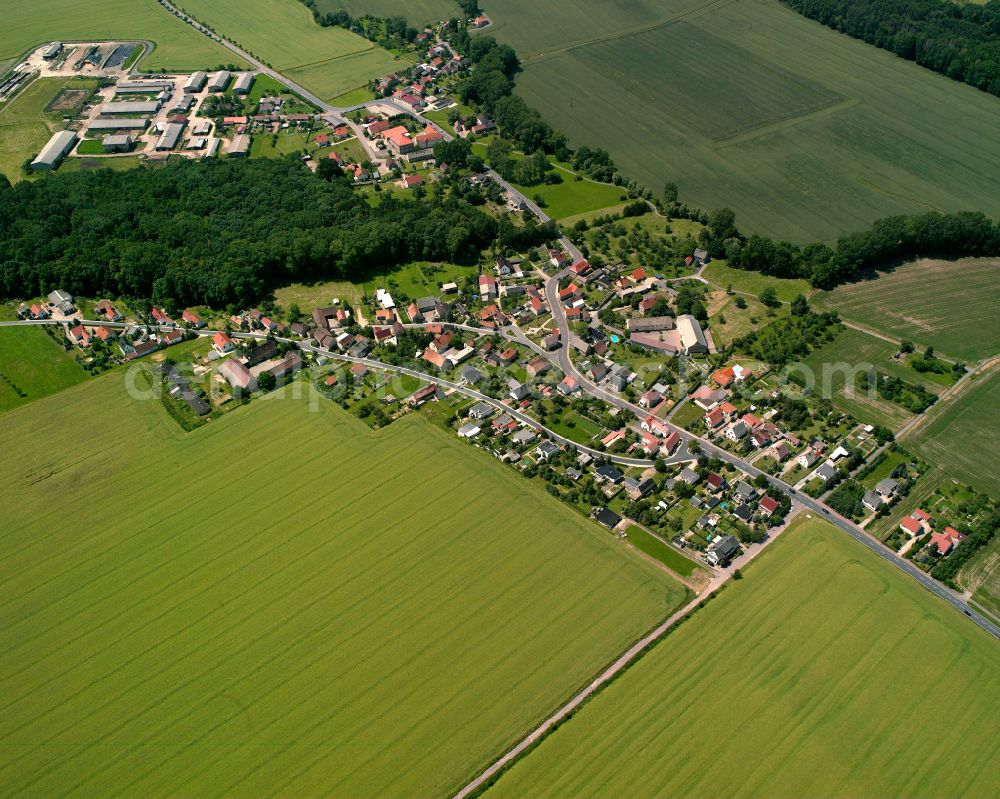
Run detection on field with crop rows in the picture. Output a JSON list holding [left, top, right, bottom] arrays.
[[179, 0, 410, 101], [487, 515, 1000, 799], [481, 0, 1000, 243], [0, 0, 239, 70], [909, 367, 1000, 496], [813, 258, 1000, 361], [315, 0, 457, 26], [0, 374, 686, 797], [0, 326, 87, 412]]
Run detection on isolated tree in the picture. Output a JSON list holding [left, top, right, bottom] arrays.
[[900, 340, 915, 353], [759, 287, 780, 308], [790, 294, 809, 316], [258, 372, 276, 392]]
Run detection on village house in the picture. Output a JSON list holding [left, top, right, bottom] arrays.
[[150, 307, 173, 326], [863, 490, 884, 512], [797, 448, 820, 469], [707, 535, 740, 567], [66, 324, 91, 347], [212, 331, 235, 354], [94, 300, 124, 322], [929, 526, 965, 556]]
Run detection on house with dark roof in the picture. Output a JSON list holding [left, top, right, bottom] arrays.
[[594, 507, 622, 530], [707, 535, 740, 567]]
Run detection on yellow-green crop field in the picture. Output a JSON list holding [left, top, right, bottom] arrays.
[[178, 0, 412, 101], [487, 515, 1000, 798], [0, 0, 240, 70], [0, 373, 686, 797]]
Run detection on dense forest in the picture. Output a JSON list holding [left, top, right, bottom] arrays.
[[783, 0, 1000, 97], [0, 159, 498, 308]]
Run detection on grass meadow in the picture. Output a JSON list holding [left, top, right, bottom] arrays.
[[0, 77, 71, 181], [0, 374, 687, 797], [0, 0, 238, 70], [514, 175, 626, 220], [178, 0, 411, 101], [624, 525, 702, 578], [813, 258, 1000, 361], [483, 0, 1000, 243], [0, 326, 87, 412], [486, 515, 1000, 799], [701, 261, 812, 304], [909, 367, 1000, 495]]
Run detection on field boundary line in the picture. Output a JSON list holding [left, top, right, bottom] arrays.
[[712, 97, 860, 148], [451, 516, 798, 799]]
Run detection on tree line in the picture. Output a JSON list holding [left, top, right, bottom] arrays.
[[0, 159, 502, 309], [697, 208, 1000, 288], [782, 0, 1000, 98]]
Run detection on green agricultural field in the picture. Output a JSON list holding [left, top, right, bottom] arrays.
[[909, 367, 1000, 496], [0, 0, 239, 71], [0, 375, 686, 797], [0, 327, 87, 413], [482, 0, 1000, 243], [314, 0, 457, 26], [702, 261, 813, 304], [813, 258, 1000, 361], [179, 0, 411, 101], [487, 515, 1000, 799]]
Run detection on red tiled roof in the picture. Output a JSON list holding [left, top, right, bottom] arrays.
[[900, 516, 922, 535]]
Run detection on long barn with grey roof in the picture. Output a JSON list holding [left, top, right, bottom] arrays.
[[114, 81, 173, 94], [30, 130, 77, 170], [207, 71, 231, 92], [231, 72, 254, 94], [183, 71, 207, 93], [155, 123, 184, 151], [88, 117, 150, 131], [101, 100, 160, 116]]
